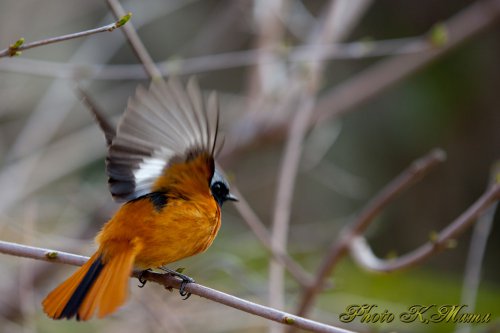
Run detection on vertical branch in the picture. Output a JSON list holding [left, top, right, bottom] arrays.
[[106, 0, 162, 80], [248, 0, 288, 99], [269, 94, 316, 325], [268, 1, 336, 324], [269, 2, 372, 332]]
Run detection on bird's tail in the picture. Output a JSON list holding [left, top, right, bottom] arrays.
[[42, 243, 139, 320]]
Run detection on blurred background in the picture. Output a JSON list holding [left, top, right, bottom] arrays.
[[0, 0, 499, 332]]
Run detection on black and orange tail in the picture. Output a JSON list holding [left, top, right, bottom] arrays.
[[42, 246, 137, 320]]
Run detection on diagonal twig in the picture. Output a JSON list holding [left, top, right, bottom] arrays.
[[0, 13, 131, 58], [229, 185, 314, 287], [106, 0, 162, 80], [0, 240, 356, 333], [296, 148, 447, 316], [348, 182, 500, 273]]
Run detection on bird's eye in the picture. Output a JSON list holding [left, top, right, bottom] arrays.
[[211, 181, 229, 206], [211, 181, 227, 196]]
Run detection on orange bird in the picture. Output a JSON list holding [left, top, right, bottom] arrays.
[[42, 78, 237, 320]]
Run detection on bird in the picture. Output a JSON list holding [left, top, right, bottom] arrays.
[[42, 77, 237, 321]]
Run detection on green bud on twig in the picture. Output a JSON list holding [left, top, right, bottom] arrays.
[[45, 251, 58, 259], [429, 231, 439, 243], [116, 12, 132, 28], [429, 23, 448, 47], [445, 239, 457, 249], [8, 37, 24, 57]]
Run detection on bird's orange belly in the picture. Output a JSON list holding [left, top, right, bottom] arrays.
[[133, 211, 220, 269], [97, 194, 221, 270]]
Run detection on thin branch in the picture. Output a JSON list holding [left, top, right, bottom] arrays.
[[229, 185, 314, 287], [271, 4, 374, 330], [349, 183, 500, 272], [106, 0, 162, 80], [0, 240, 87, 266], [0, 14, 131, 58], [0, 36, 433, 80], [296, 148, 447, 316], [269, 93, 316, 316], [268, 0, 340, 321], [247, 0, 287, 98], [0, 240, 356, 333]]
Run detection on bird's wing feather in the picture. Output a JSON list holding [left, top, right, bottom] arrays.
[[107, 78, 218, 202]]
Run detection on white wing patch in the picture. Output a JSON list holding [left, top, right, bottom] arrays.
[[134, 156, 168, 190]]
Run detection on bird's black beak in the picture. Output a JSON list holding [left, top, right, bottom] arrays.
[[226, 192, 238, 202]]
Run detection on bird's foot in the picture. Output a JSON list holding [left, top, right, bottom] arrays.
[[138, 269, 151, 288], [159, 266, 195, 300]]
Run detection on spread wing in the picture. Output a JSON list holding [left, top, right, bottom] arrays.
[[107, 78, 219, 202]]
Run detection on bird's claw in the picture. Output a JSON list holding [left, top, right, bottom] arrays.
[[138, 269, 150, 288], [179, 279, 192, 300], [159, 266, 194, 300]]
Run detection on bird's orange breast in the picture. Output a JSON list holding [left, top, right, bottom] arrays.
[[95, 153, 221, 270]]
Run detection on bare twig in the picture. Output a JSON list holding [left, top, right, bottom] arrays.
[[0, 14, 131, 58], [106, 0, 162, 79], [268, 0, 338, 322], [0, 241, 87, 266], [0, 36, 433, 80], [269, 93, 315, 319], [0, 240, 356, 333], [349, 183, 500, 273], [296, 148, 447, 316], [248, 0, 287, 98], [229, 185, 314, 287]]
